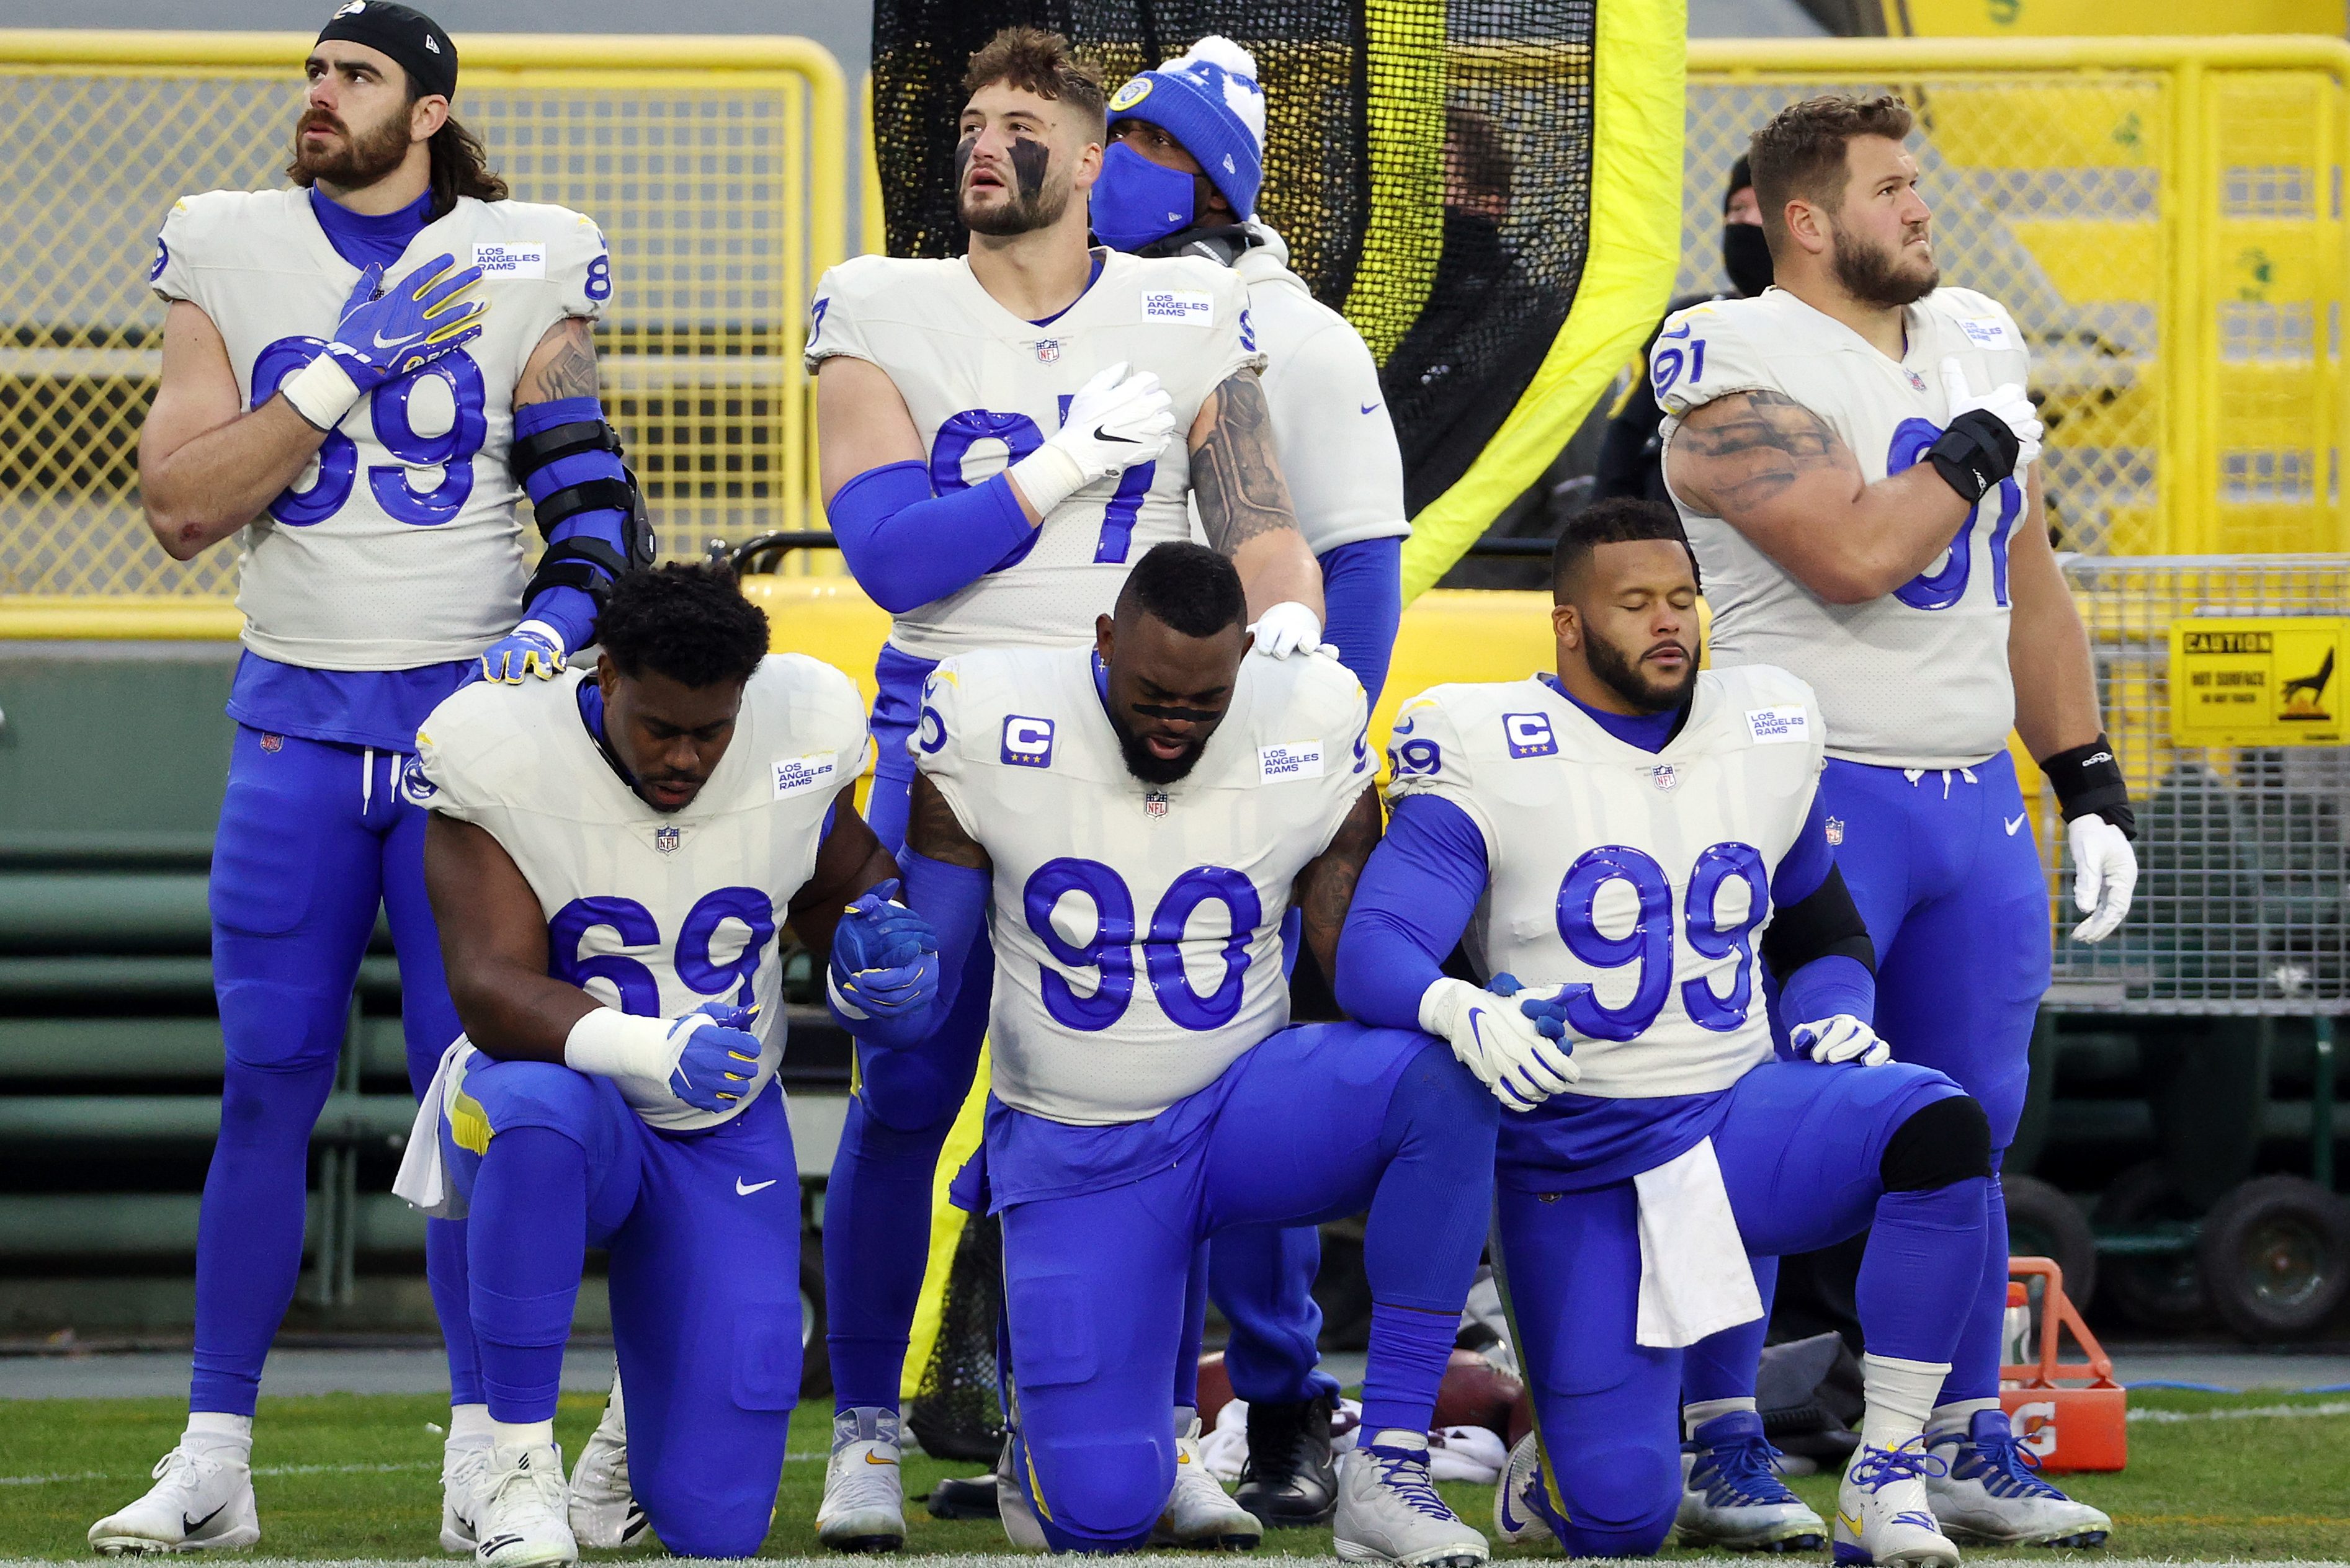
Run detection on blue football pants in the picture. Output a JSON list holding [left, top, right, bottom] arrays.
[[194, 727, 475, 1415], [448, 1061, 800, 1558]]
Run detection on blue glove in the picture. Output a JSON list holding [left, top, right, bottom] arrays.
[[828, 879, 942, 1048], [478, 620, 566, 685], [667, 1002, 763, 1114], [279, 254, 489, 431]]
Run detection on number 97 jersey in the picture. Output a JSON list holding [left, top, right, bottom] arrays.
[[1653, 285, 2031, 770], [1384, 666, 1825, 1100]]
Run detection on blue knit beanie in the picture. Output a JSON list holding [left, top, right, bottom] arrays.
[[1104, 37, 1266, 221]]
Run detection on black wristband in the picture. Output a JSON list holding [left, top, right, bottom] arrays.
[[1926, 409, 2021, 505], [2039, 732, 2135, 839]]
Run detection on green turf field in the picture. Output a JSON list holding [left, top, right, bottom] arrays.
[[4, 1387, 2347, 1562]]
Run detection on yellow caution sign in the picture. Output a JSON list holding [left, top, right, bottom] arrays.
[[2169, 618, 2346, 746]]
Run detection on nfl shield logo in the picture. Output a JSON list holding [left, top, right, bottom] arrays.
[[1035, 338, 1061, 363], [654, 826, 681, 854], [1144, 790, 1170, 818], [1826, 816, 1846, 846], [1650, 764, 1679, 792], [259, 733, 284, 753], [1907, 369, 1927, 391]]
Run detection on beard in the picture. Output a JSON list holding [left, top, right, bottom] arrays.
[[1586, 631, 1697, 716], [1832, 223, 1939, 309], [292, 105, 412, 189], [960, 177, 1070, 237], [1107, 706, 1207, 786]]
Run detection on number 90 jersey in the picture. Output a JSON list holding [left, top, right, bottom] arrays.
[[806, 250, 1263, 661], [151, 189, 610, 671], [1654, 285, 2031, 770], [1385, 666, 1825, 1100], [412, 655, 872, 1131], [916, 645, 1369, 1124]]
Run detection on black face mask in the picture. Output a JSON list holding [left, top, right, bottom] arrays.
[[1722, 221, 1773, 298]]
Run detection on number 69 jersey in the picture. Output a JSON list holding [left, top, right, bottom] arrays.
[[1653, 285, 2032, 771], [915, 645, 1369, 1124], [806, 249, 1263, 662], [411, 655, 872, 1131], [150, 189, 610, 671], [1384, 666, 1825, 1100]]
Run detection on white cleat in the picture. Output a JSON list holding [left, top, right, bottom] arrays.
[[564, 1388, 646, 1550], [441, 1437, 493, 1553], [1925, 1411, 2111, 1547], [1834, 1441, 1961, 1568], [994, 1439, 1047, 1551], [1333, 1430, 1490, 1568], [1490, 1432, 1552, 1547], [472, 1443, 576, 1568], [1679, 1410, 1828, 1551], [815, 1407, 907, 1553], [1153, 1418, 1263, 1550], [88, 1443, 261, 1556]]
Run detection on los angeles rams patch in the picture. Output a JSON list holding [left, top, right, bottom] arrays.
[[1142, 288, 1215, 326], [1745, 705, 1810, 745], [1258, 740, 1324, 784], [1956, 314, 2013, 350], [772, 751, 839, 798], [1503, 713, 1558, 758], [471, 242, 547, 279], [1001, 716, 1055, 768]]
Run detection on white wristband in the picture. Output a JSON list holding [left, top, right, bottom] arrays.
[[280, 352, 362, 432], [1007, 443, 1085, 517], [563, 1007, 674, 1080], [513, 618, 567, 655], [1418, 976, 1470, 1038]]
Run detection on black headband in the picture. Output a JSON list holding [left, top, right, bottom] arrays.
[[316, 1, 457, 103]]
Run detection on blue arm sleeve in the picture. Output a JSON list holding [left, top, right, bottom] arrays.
[[900, 846, 992, 1036], [1334, 793, 1489, 1029], [829, 461, 1037, 615], [1317, 537, 1404, 709], [1779, 953, 1875, 1031], [515, 396, 628, 653], [1769, 786, 1836, 907]]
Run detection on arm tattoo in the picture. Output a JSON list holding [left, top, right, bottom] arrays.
[[1296, 785, 1382, 980], [520, 318, 599, 404], [907, 774, 990, 871], [1191, 372, 1300, 556], [1673, 390, 1859, 516]]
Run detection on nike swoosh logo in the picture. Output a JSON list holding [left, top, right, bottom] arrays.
[[1092, 425, 1138, 443], [1839, 1512, 1864, 1534], [372, 328, 423, 349], [1498, 1484, 1527, 1533], [1467, 1007, 1492, 1052], [182, 1505, 228, 1535], [862, 1451, 898, 1466], [2004, 813, 2026, 835], [1360, 402, 1381, 415], [736, 1177, 778, 1195]]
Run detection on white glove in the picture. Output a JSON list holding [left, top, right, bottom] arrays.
[[2067, 813, 2138, 943], [1418, 976, 1579, 1112], [1790, 1013, 1890, 1067], [1939, 357, 2042, 473], [1248, 600, 1331, 659], [1007, 360, 1176, 515], [563, 1004, 762, 1115]]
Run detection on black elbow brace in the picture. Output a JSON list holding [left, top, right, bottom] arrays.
[[1760, 862, 1875, 982], [512, 416, 655, 610], [1880, 1094, 1992, 1192]]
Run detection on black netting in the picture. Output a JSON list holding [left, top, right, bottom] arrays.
[[905, 1209, 1009, 1463], [871, 0, 1597, 517]]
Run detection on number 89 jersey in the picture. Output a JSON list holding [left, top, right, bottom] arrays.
[[1384, 666, 1825, 1100], [412, 655, 872, 1131], [1653, 285, 2031, 770], [151, 189, 609, 671], [806, 250, 1262, 661], [916, 645, 1369, 1124]]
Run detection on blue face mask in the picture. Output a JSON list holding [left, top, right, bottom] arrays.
[[1090, 140, 1197, 251]]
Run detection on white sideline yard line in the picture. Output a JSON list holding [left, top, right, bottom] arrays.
[[2130, 1398, 2350, 1423], [0, 1461, 433, 1487]]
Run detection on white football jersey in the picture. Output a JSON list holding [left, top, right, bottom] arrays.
[[805, 249, 1263, 660], [1655, 286, 2031, 768], [1229, 226, 1408, 554], [915, 645, 1370, 1123], [151, 189, 609, 671], [411, 656, 871, 1131], [1384, 666, 1826, 1100]]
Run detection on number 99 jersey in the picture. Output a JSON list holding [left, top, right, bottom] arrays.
[[150, 189, 610, 671], [1653, 285, 2031, 770], [1383, 666, 1825, 1100], [411, 654, 872, 1131], [914, 645, 1370, 1124], [805, 250, 1264, 662]]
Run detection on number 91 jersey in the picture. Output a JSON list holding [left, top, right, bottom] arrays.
[[411, 655, 872, 1131], [151, 189, 610, 671], [805, 249, 1263, 661], [1385, 666, 1825, 1100], [916, 645, 1369, 1124], [1653, 285, 2031, 770]]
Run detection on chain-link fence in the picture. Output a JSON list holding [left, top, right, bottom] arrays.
[[2044, 555, 2347, 1015], [1683, 38, 2350, 561], [0, 32, 846, 602]]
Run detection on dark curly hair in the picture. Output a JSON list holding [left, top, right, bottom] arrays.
[[597, 564, 770, 688], [1116, 541, 1245, 638], [1552, 497, 1699, 602]]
